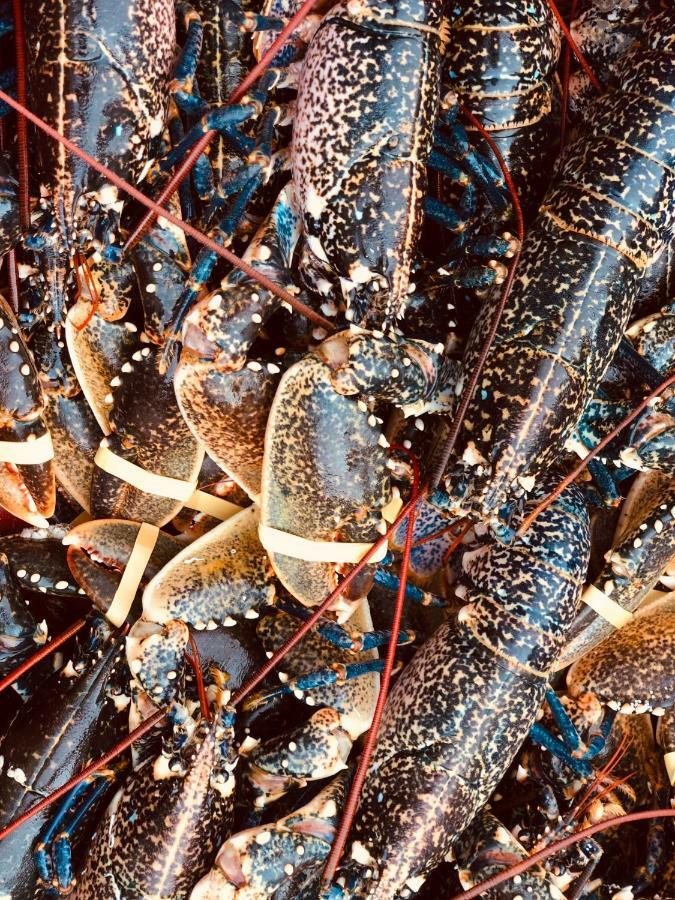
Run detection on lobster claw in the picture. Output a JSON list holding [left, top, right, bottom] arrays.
[[0, 297, 55, 526], [64, 518, 182, 620], [175, 355, 279, 501], [261, 353, 391, 614]]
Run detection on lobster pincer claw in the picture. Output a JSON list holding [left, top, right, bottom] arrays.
[[0, 296, 55, 526], [63, 518, 182, 620], [316, 329, 458, 416], [141, 505, 275, 628], [245, 707, 352, 808], [260, 353, 391, 613], [191, 771, 349, 899]]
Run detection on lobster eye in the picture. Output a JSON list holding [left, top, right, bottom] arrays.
[[66, 31, 102, 62]]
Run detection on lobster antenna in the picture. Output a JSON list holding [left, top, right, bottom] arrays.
[[427, 104, 524, 490], [447, 807, 675, 900], [186, 633, 211, 722], [11, 0, 29, 230], [0, 616, 88, 693], [124, 0, 323, 252], [545, 0, 604, 94], [320, 447, 421, 887], [0, 89, 335, 333], [517, 371, 675, 536]]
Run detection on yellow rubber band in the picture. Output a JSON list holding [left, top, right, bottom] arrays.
[[184, 490, 243, 521], [664, 750, 675, 787], [95, 444, 198, 502], [381, 493, 403, 524], [107, 522, 160, 627], [581, 584, 634, 630], [0, 431, 54, 465], [95, 445, 243, 521], [258, 524, 388, 564]]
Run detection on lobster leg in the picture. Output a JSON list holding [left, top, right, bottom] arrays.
[[34, 765, 122, 894], [529, 689, 617, 778], [244, 659, 388, 712], [273, 595, 416, 651]]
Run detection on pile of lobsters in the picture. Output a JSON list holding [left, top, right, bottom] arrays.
[[0, 0, 674, 897]]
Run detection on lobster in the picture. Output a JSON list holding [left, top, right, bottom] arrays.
[[327, 473, 589, 897], [438, 7, 675, 527]]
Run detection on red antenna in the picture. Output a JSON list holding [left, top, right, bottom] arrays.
[[11, 0, 29, 229]]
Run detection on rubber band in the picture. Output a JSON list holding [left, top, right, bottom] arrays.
[[0, 431, 53, 465], [664, 750, 675, 787], [258, 524, 388, 564], [184, 490, 243, 520], [94, 445, 243, 522], [106, 522, 160, 627], [581, 584, 634, 630], [381, 493, 403, 524], [95, 444, 197, 501]]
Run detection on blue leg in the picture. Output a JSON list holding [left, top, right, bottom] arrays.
[[162, 104, 258, 171], [35, 767, 120, 893], [530, 690, 617, 778], [171, 2, 204, 114], [545, 687, 582, 752], [274, 595, 416, 652], [372, 566, 448, 607], [243, 659, 388, 712], [530, 721, 593, 778]]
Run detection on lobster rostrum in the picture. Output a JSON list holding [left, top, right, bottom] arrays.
[[329, 473, 589, 898], [439, 8, 675, 527]]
